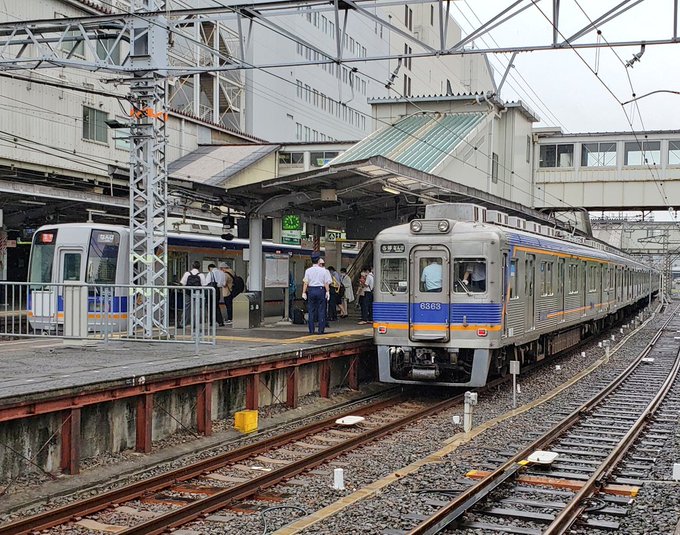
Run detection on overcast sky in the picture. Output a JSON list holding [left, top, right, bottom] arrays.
[[451, 0, 680, 133]]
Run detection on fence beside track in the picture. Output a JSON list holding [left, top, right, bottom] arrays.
[[0, 282, 216, 346]]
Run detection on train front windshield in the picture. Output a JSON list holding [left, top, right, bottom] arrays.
[[29, 230, 58, 283]]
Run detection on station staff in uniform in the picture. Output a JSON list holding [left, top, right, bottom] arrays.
[[302, 254, 331, 335]]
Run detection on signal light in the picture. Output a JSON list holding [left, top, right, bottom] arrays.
[[222, 215, 235, 228], [221, 233, 234, 241], [377, 326, 387, 334], [477, 328, 488, 337]]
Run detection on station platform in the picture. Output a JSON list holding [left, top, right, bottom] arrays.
[[0, 318, 374, 477]]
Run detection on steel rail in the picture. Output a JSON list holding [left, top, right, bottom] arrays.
[[119, 392, 472, 534], [544, 342, 680, 534], [0, 392, 405, 535], [407, 304, 676, 535]]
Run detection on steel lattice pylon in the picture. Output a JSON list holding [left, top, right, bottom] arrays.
[[128, 0, 169, 337]]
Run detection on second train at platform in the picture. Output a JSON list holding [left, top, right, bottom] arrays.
[[373, 203, 660, 387]]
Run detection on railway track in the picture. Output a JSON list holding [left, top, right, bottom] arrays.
[[406, 304, 680, 535], [0, 391, 467, 534]]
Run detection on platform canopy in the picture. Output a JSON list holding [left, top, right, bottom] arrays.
[[220, 155, 564, 240]]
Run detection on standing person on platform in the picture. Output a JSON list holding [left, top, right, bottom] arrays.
[[221, 265, 234, 324], [206, 264, 225, 327], [180, 261, 207, 327], [339, 267, 354, 318], [302, 254, 331, 335], [356, 268, 367, 315], [327, 266, 341, 321], [359, 265, 374, 325]]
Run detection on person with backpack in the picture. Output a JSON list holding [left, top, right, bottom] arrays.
[[207, 264, 225, 327], [180, 261, 207, 327], [222, 265, 245, 324]]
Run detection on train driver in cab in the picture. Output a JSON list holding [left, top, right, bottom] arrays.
[[463, 261, 486, 292], [421, 258, 443, 292]]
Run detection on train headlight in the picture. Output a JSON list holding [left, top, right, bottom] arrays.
[[438, 220, 450, 232], [410, 220, 422, 233]]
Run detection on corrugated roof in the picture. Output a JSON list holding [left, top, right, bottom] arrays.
[[168, 144, 279, 186], [331, 112, 486, 173]]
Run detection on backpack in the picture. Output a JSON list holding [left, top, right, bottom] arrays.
[[232, 275, 245, 296], [186, 271, 202, 287], [338, 283, 346, 299]]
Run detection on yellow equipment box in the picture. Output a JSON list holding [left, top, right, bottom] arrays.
[[234, 410, 258, 433]]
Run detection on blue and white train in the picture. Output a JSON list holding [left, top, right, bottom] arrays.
[[373, 203, 660, 387], [27, 222, 356, 330]]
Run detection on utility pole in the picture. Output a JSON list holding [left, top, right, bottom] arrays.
[[128, 0, 169, 337]]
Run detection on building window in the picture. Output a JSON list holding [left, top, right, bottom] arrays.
[[279, 152, 304, 166], [669, 141, 680, 165], [404, 44, 412, 70], [296, 80, 303, 98], [491, 153, 499, 183], [403, 74, 412, 97], [539, 144, 574, 168], [82, 106, 108, 143], [295, 123, 302, 140], [624, 141, 660, 166], [304, 126, 310, 141], [430, 4, 434, 25], [404, 5, 413, 30], [581, 142, 616, 167]]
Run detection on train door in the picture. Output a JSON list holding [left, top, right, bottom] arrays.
[[525, 254, 535, 331], [58, 248, 84, 283], [409, 246, 450, 342], [558, 258, 565, 322]]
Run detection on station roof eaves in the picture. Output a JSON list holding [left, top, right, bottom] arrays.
[[168, 144, 280, 187], [222, 155, 562, 229], [535, 128, 680, 139]]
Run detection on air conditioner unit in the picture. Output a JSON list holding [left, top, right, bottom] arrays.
[[425, 203, 486, 222]]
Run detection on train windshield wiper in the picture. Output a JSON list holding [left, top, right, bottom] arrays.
[[457, 279, 472, 296], [381, 280, 395, 296]]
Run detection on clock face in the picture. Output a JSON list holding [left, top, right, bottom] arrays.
[[282, 214, 302, 231]]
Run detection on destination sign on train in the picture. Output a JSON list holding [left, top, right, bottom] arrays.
[[380, 243, 405, 254]]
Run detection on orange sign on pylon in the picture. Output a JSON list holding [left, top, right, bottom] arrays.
[[129, 107, 168, 121]]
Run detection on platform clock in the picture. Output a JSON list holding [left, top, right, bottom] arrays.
[[282, 214, 302, 231]]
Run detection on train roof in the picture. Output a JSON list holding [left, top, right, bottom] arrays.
[[376, 220, 657, 272]]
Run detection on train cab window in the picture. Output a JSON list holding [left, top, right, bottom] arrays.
[[87, 230, 120, 284], [29, 230, 58, 283], [419, 257, 443, 292], [454, 258, 486, 293], [380, 258, 407, 294], [63, 253, 81, 282], [508, 259, 518, 299]]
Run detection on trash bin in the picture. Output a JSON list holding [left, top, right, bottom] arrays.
[[233, 292, 260, 329]]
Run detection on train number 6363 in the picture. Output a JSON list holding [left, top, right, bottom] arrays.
[[419, 302, 442, 310]]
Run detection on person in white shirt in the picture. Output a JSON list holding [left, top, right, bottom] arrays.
[[463, 261, 486, 292], [302, 254, 331, 334], [421, 258, 443, 292], [207, 263, 226, 326], [359, 265, 374, 324]]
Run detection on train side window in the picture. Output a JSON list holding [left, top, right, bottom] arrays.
[[568, 263, 579, 294], [509, 259, 518, 299], [540, 261, 553, 296], [588, 265, 597, 292], [63, 253, 82, 282], [454, 258, 486, 293], [87, 230, 120, 284], [381, 258, 408, 293]]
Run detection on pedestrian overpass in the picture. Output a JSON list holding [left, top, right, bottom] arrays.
[[533, 128, 680, 210]]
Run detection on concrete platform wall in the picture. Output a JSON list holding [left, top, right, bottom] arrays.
[[0, 355, 375, 479]]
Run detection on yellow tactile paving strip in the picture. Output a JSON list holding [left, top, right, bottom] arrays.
[[273, 316, 651, 534], [215, 328, 372, 345]]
